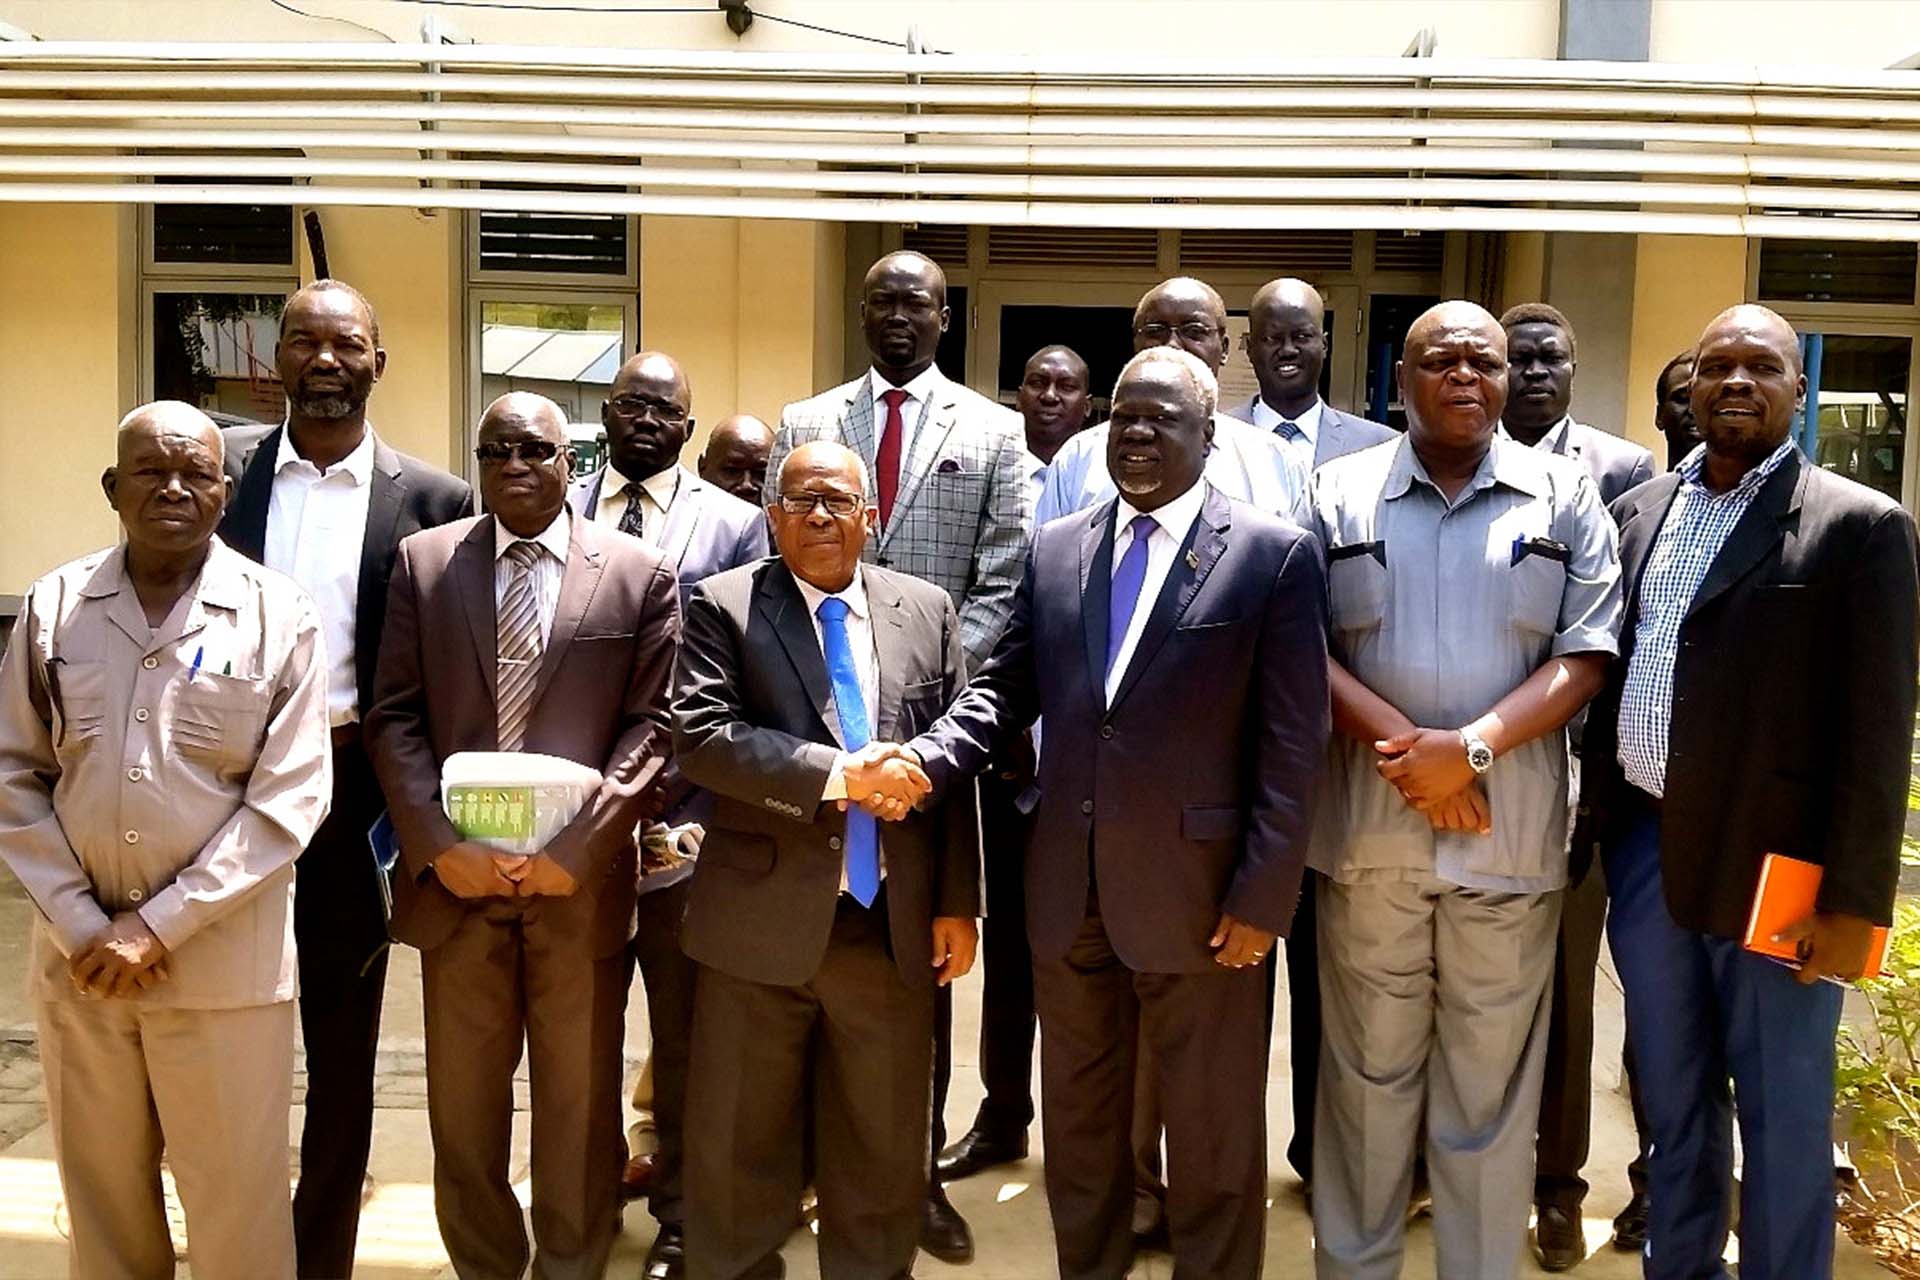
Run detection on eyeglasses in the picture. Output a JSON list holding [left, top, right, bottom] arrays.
[[606, 395, 689, 424], [776, 492, 863, 518], [474, 439, 564, 465], [1135, 322, 1223, 345]]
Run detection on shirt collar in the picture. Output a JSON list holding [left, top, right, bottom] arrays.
[[1676, 437, 1798, 499], [791, 563, 871, 623], [610, 462, 682, 512], [1384, 432, 1545, 503], [1115, 477, 1208, 548], [1252, 395, 1324, 445], [867, 363, 944, 409], [272, 422, 376, 486], [80, 536, 250, 611], [1023, 448, 1049, 484], [494, 507, 571, 566]]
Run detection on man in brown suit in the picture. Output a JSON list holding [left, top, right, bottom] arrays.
[[366, 392, 680, 1279]]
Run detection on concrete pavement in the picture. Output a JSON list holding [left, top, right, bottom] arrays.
[[0, 868, 1886, 1278]]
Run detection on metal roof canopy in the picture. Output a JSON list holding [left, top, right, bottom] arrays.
[[4, 42, 1920, 238]]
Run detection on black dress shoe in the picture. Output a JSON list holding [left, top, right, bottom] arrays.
[[643, 1222, 686, 1280], [921, 1186, 974, 1265], [937, 1127, 1029, 1181], [1534, 1204, 1585, 1272], [1611, 1189, 1649, 1251]]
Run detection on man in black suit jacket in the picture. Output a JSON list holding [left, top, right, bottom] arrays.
[[673, 440, 979, 1280], [1584, 305, 1918, 1280], [898, 346, 1330, 1279], [218, 279, 471, 1279]]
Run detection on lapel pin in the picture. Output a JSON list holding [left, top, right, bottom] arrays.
[[1185, 549, 1200, 570]]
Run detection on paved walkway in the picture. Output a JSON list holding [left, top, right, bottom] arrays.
[[0, 872, 1888, 1278]]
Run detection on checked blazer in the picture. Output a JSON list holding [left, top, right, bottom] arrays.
[[769, 369, 1030, 669]]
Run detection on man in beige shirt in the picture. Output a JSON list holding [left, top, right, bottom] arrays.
[[0, 401, 333, 1280]]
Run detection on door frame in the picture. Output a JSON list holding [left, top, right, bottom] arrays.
[[1772, 312, 1920, 511]]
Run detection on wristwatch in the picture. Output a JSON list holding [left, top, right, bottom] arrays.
[[1460, 730, 1495, 775]]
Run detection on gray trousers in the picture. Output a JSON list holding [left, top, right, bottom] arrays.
[[1313, 875, 1560, 1280]]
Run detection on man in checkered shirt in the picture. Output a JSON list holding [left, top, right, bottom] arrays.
[[1584, 303, 1919, 1280], [768, 248, 1030, 1263]]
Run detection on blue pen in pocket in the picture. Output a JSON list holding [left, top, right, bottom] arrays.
[[189, 645, 203, 680]]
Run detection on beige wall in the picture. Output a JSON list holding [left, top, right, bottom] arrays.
[[1622, 235, 1748, 457], [0, 205, 133, 593], [1653, 0, 1920, 67]]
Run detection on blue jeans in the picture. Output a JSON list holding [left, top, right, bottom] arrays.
[[1604, 806, 1843, 1280]]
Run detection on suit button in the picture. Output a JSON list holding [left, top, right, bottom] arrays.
[[1080, 800, 1093, 816], [142, 656, 158, 671], [124, 830, 139, 845], [829, 836, 843, 850], [128, 888, 143, 903], [127, 767, 142, 782], [1100, 724, 1114, 739], [134, 708, 149, 723]]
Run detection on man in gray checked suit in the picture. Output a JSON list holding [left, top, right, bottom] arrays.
[[767, 248, 1029, 1262]]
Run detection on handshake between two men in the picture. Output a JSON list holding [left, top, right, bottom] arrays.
[[834, 741, 930, 822]]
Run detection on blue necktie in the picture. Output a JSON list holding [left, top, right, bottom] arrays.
[[1276, 419, 1304, 444], [1105, 514, 1159, 682], [817, 596, 880, 906]]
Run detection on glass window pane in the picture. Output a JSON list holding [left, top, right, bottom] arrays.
[[1760, 240, 1917, 306], [480, 301, 627, 471], [1364, 293, 1437, 431], [151, 292, 286, 424], [1810, 334, 1910, 501]]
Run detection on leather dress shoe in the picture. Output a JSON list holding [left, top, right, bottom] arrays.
[[643, 1222, 685, 1280], [937, 1127, 1029, 1181], [1611, 1189, 1649, 1251], [922, 1186, 974, 1264], [1534, 1203, 1586, 1271], [621, 1152, 658, 1202]]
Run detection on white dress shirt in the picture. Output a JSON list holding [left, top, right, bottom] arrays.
[[591, 463, 681, 546], [492, 508, 570, 647], [1251, 395, 1325, 471], [1023, 447, 1051, 514], [1104, 480, 1208, 706], [263, 424, 374, 726], [794, 567, 886, 890], [867, 363, 944, 468]]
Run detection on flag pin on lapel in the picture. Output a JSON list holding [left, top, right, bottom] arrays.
[[1185, 549, 1200, 569]]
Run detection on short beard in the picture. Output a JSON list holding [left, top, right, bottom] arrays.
[[289, 393, 360, 420]]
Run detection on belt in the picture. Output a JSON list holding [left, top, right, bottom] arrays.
[[331, 722, 363, 751]]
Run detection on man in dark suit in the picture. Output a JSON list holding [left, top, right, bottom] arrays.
[[1497, 301, 1656, 1270], [673, 439, 979, 1280], [365, 392, 680, 1280], [1584, 305, 1918, 1280], [566, 351, 768, 1277], [895, 345, 1331, 1279], [217, 278, 471, 1279], [1223, 273, 1394, 1196]]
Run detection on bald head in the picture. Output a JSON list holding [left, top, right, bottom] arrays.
[[1398, 300, 1508, 455], [604, 350, 693, 481], [771, 441, 874, 592], [478, 392, 572, 537], [105, 400, 231, 558], [1697, 304, 1803, 376], [861, 251, 950, 382], [781, 440, 869, 495], [1248, 278, 1329, 415], [1689, 304, 1806, 472], [481, 391, 567, 440], [1134, 276, 1230, 373], [1405, 300, 1504, 363], [699, 413, 776, 502]]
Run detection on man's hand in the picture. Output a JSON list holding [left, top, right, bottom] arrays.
[[514, 854, 580, 898], [1420, 781, 1492, 835], [1773, 911, 1880, 984], [931, 916, 979, 986], [70, 913, 170, 998], [842, 743, 930, 822], [1209, 913, 1277, 970], [433, 842, 521, 899], [1375, 728, 1479, 809]]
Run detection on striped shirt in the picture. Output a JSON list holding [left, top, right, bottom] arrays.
[[1617, 438, 1798, 796]]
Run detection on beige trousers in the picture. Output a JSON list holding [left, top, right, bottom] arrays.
[[37, 994, 297, 1280]]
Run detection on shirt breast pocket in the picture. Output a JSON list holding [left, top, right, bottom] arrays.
[[1508, 542, 1569, 637], [50, 659, 111, 753], [1326, 542, 1387, 634], [172, 672, 272, 769]]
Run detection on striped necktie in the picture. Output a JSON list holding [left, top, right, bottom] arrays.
[[496, 540, 544, 752]]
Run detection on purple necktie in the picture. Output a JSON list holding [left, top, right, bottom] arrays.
[[1105, 514, 1159, 681]]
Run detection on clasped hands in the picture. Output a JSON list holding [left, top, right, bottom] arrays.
[[433, 840, 579, 900], [838, 742, 930, 822], [1373, 727, 1492, 835], [69, 911, 169, 998]]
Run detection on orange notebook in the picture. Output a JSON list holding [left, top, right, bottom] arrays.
[[1743, 853, 1890, 981]]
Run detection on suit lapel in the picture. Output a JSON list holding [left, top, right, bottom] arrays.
[[358, 439, 406, 641], [1687, 453, 1803, 620], [868, 573, 910, 743], [531, 518, 605, 710], [454, 518, 499, 710], [659, 473, 703, 573], [759, 564, 838, 741], [1080, 501, 1117, 702], [223, 427, 278, 561], [880, 378, 961, 552], [1110, 487, 1228, 712], [844, 382, 878, 473]]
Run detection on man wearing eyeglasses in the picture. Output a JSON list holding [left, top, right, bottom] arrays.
[[365, 392, 680, 1280], [568, 350, 769, 1280]]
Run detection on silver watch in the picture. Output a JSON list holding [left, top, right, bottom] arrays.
[[1460, 730, 1495, 775]]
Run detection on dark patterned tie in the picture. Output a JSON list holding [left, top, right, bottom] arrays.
[[617, 482, 646, 540], [496, 541, 544, 752]]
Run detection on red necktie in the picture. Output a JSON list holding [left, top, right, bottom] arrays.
[[876, 387, 908, 528]]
